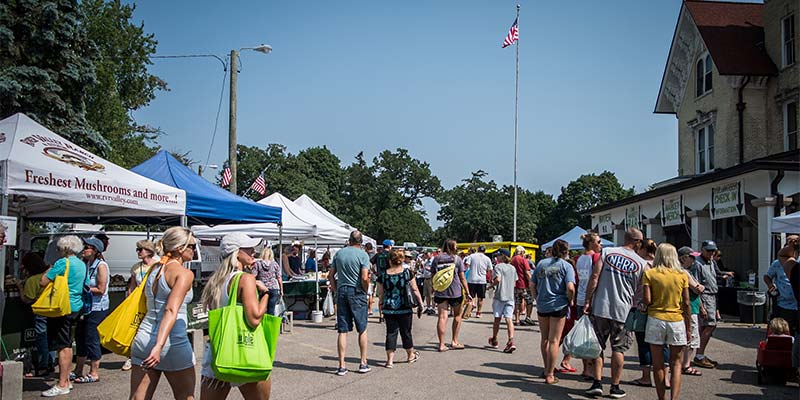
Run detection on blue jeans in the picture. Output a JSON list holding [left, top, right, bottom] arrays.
[[33, 316, 52, 371], [266, 289, 281, 316], [336, 286, 368, 334], [76, 309, 108, 361]]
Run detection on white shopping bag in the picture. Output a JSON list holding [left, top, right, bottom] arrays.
[[562, 315, 602, 360], [275, 297, 286, 317], [323, 291, 335, 317]]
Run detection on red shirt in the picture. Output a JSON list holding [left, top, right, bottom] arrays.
[[510, 255, 529, 289]]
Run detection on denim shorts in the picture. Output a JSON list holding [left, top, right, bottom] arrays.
[[336, 286, 368, 333]]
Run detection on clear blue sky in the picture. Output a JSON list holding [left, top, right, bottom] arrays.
[[130, 0, 688, 224]]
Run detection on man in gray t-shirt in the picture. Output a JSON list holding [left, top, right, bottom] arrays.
[[329, 231, 371, 376], [690, 240, 721, 369], [583, 228, 645, 398]]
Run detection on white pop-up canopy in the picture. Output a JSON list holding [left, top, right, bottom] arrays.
[[293, 194, 376, 246], [0, 113, 186, 222], [772, 211, 800, 233]]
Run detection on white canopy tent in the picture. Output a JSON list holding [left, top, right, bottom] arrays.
[[772, 211, 800, 233], [192, 193, 352, 245], [293, 194, 375, 246], [0, 113, 187, 222]]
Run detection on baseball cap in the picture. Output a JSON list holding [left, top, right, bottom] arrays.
[[404, 250, 413, 258], [701, 240, 718, 251], [291, 240, 301, 247], [478, 245, 486, 252], [383, 239, 395, 247], [495, 248, 511, 257], [677, 246, 700, 258], [221, 233, 262, 257], [82, 237, 105, 253]]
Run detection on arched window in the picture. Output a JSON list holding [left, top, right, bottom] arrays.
[[696, 54, 713, 97]]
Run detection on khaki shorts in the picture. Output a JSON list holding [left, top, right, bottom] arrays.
[[645, 316, 688, 347], [689, 314, 700, 349], [700, 294, 717, 327], [514, 287, 532, 307], [590, 315, 633, 353], [423, 278, 433, 299]]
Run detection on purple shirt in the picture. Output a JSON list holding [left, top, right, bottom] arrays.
[[431, 254, 465, 298], [251, 259, 281, 291]]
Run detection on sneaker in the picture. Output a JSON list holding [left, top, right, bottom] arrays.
[[335, 367, 348, 376], [524, 318, 535, 326], [692, 357, 715, 369], [503, 341, 517, 353], [704, 356, 719, 366], [121, 359, 132, 371], [358, 363, 371, 373], [488, 337, 499, 349], [609, 385, 626, 399], [41, 384, 70, 397], [585, 381, 603, 396]]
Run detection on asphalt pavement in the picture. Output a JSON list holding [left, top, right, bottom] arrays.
[[22, 307, 800, 399]]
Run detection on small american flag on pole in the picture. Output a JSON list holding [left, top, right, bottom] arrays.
[[250, 174, 266, 196], [502, 18, 519, 48], [221, 167, 232, 187]]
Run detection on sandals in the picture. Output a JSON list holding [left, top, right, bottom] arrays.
[[74, 375, 99, 384], [629, 379, 652, 387], [545, 376, 559, 384], [451, 343, 465, 350], [556, 365, 577, 373], [682, 367, 703, 376], [383, 363, 394, 369], [408, 351, 420, 364]]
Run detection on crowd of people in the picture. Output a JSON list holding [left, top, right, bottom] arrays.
[[11, 225, 800, 399]]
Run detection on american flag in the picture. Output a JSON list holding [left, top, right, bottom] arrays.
[[250, 174, 266, 195], [502, 18, 519, 48], [221, 167, 232, 187]]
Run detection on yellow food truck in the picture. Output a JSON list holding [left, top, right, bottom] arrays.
[[456, 241, 539, 261]]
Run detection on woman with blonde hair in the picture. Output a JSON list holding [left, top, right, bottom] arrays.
[[251, 247, 283, 315], [643, 243, 691, 400], [200, 233, 271, 399], [129, 227, 197, 400]]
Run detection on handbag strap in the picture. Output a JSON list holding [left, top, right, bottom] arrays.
[[228, 271, 245, 306], [64, 258, 69, 277]]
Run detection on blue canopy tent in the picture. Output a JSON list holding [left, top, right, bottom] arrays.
[[132, 150, 281, 225], [541, 226, 615, 251]]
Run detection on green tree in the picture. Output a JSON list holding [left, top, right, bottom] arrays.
[[80, 0, 167, 168], [547, 171, 635, 239], [437, 170, 555, 244], [0, 0, 106, 152]]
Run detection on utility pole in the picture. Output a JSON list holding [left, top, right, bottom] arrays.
[[229, 49, 239, 194]]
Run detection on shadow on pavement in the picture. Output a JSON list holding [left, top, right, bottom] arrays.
[[273, 360, 335, 375], [455, 368, 583, 398], [712, 325, 764, 348]]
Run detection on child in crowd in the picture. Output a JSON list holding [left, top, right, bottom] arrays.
[[768, 318, 794, 341], [489, 249, 518, 353]]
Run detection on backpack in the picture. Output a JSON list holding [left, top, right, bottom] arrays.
[[432, 263, 456, 292]]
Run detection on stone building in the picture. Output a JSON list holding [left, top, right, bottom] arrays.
[[589, 0, 799, 286]]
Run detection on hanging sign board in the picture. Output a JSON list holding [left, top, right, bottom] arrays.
[[711, 181, 744, 220], [598, 214, 613, 236], [625, 206, 641, 230], [661, 195, 684, 227], [0, 216, 18, 246]]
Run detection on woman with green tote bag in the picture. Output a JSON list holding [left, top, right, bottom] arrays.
[[200, 233, 278, 400]]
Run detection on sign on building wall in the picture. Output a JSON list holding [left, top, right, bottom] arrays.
[[711, 181, 744, 220], [598, 213, 613, 235], [0, 215, 18, 246], [661, 195, 684, 227], [625, 205, 641, 230]]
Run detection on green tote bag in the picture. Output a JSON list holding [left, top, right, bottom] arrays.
[[208, 272, 282, 384]]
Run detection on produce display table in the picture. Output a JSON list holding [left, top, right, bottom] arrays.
[[282, 278, 328, 318]]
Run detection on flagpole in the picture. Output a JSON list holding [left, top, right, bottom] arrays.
[[513, 3, 520, 242], [242, 163, 271, 198]]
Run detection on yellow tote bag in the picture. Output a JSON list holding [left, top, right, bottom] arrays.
[[97, 267, 153, 357], [32, 259, 72, 317]]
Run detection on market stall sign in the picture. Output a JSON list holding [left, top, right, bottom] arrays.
[[598, 214, 613, 235], [711, 181, 744, 220], [0, 215, 17, 246], [661, 196, 684, 227], [625, 206, 641, 230]]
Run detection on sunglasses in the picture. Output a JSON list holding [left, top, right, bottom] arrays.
[[185, 243, 197, 251], [83, 245, 95, 251], [136, 247, 147, 252]]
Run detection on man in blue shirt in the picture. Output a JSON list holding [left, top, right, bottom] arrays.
[[329, 230, 371, 376]]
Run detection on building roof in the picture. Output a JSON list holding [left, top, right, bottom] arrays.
[[684, 0, 777, 76], [587, 149, 800, 215]]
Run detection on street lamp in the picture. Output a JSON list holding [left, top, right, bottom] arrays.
[[197, 163, 218, 176], [228, 44, 272, 194]]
